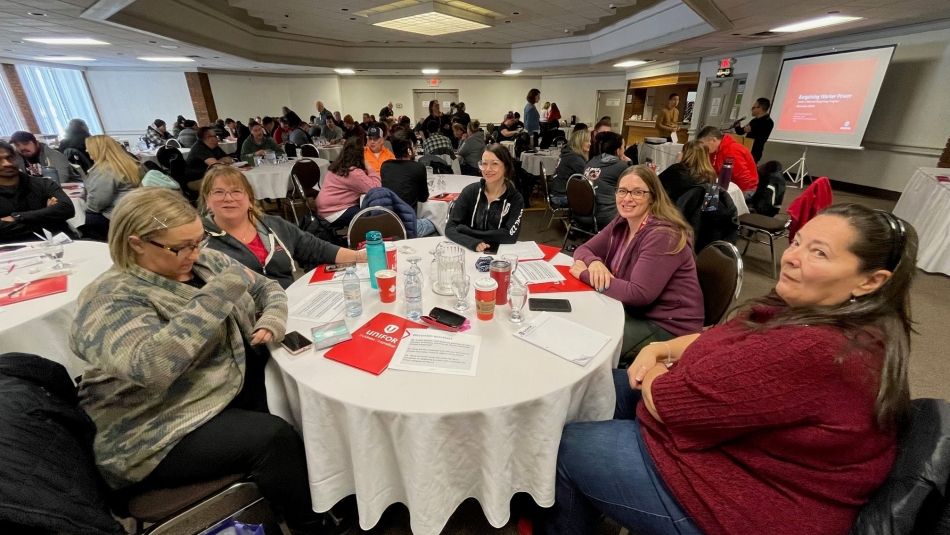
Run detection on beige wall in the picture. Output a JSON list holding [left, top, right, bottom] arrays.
[[207, 72, 342, 124], [540, 73, 627, 125]]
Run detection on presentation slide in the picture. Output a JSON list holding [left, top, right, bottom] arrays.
[[769, 46, 895, 149]]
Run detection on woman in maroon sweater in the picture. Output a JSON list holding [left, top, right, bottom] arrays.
[[570, 164, 704, 363], [547, 204, 918, 535]]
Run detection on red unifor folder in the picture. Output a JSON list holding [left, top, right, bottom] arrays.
[[308, 265, 335, 284], [527, 265, 595, 294], [324, 312, 427, 375], [0, 275, 68, 306]]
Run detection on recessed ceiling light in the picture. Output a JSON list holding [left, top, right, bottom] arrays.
[[421, 68, 439, 74], [138, 56, 194, 62], [27, 11, 46, 16], [35, 56, 95, 61], [371, 2, 491, 36], [771, 15, 862, 32], [24, 37, 110, 45], [160, 45, 179, 49], [613, 60, 647, 68], [334, 68, 355, 74], [503, 69, 522, 75]]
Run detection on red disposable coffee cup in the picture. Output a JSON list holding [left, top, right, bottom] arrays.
[[385, 242, 397, 271], [489, 260, 511, 306], [474, 277, 498, 320], [376, 269, 397, 303]]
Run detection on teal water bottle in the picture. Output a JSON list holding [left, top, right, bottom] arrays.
[[365, 230, 387, 289]]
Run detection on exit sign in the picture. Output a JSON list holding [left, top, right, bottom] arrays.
[[427, 78, 441, 87]]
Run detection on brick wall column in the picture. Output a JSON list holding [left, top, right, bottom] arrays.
[[2, 63, 41, 133], [184, 72, 217, 125]]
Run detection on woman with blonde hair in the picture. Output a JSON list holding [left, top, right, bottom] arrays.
[[570, 164, 703, 362], [82, 134, 144, 239], [550, 128, 592, 206], [658, 139, 717, 202], [199, 165, 365, 289], [71, 187, 354, 533]]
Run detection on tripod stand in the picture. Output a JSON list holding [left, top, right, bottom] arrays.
[[784, 146, 810, 188]]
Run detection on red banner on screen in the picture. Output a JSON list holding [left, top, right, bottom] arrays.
[[776, 58, 878, 134]]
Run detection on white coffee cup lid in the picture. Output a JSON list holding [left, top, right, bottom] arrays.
[[474, 277, 498, 290]]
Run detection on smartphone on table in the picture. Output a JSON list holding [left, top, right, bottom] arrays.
[[528, 298, 572, 313], [324, 263, 355, 273], [420, 307, 467, 331], [281, 331, 313, 355]]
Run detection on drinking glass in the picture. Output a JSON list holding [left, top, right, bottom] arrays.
[[452, 273, 471, 312], [437, 175, 447, 193], [508, 282, 528, 323]]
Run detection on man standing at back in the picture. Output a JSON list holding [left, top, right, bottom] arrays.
[[314, 101, 333, 128], [363, 126, 394, 176], [733, 97, 774, 162], [655, 93, 680, 142], [697, 126, 758, 192]]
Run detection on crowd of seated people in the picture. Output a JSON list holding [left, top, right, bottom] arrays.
[[2, 94, 933, 535]]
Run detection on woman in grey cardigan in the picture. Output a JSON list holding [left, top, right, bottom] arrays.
[[70, 188, 350, 533]]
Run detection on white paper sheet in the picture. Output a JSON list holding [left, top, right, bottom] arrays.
[[670, 131, 678, 143], [289, 289, 344, 322], [331, 264, 370, 281], [514, 260, 566, 285], [497, 241, 544, 260], [513, 312, 610, 367], [389, 329, 480, 376]]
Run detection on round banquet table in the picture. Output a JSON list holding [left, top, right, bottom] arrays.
[[242, 158, 330, 199], [520, 149, 560, 176], [893, 167, 950, 275], [638, 142, 682, 173], [267, 235, 622, 534], [0, 240, 113, 379], [135, 147, 191, 165], [416, 174, 481, 235], [317, 145, 342, 161]]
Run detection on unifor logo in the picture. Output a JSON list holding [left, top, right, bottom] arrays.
[[384, 324, 399, 334]]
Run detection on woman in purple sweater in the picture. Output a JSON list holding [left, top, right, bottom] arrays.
[[570, 164, 703, 363]]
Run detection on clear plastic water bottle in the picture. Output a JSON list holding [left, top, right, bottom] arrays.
[[404, 256, 423, 321], [342, 266, 362, 318], [365, 231, 387, 289]]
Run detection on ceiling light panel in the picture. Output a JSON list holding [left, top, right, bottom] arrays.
[[36, 56, 95, 61], [370, 1, 493, 36], [138, 56, 194, 62], [24, 37, 109, 45], [770, 15, 862, 33]]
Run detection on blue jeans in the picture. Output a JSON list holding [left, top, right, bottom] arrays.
[[545, 370, 702, 535], [416, 217, 437, 237]]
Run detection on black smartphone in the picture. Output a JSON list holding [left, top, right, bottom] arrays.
[[324, 263, 354, 273], [428, 307, 467, 328], [483, 243, 499, 255], [281, 331, 313, 355], [528, 298, 573, 313]]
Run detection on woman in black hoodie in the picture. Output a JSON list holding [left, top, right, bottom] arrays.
[[446, 144, 524, 252]]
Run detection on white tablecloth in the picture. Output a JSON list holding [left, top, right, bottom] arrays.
[[267, 236, 621, 534], [242, 158, 330, 199], [0, 241, 112, 379], [500, 140, 516, 157], [135, 147, 191, 165], [416, 174, 481, 235], [727, 182, 749, 216], [638, 142, 682, 173], [521, 149, 560, 176], [317, 145, 342, 161], [893, 167, 950, 275]]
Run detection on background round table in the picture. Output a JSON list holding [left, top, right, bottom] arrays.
[[242, 158, 330, 199], [0, 241, 112, 379], [520, 149, 560, 176], [416, 174, 481, 235], [317, 145, 342, 161], [638, 142, 682, 173], [893, 167, 950, 275], [266, 235, 622, 534]]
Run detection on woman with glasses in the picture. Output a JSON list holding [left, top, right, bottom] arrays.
[[550, 205, 917, 535], [200, 166, 365, 289], [570, 165, 703, 363], [445, 144, 524, 252], [69, 188, 352, 533]]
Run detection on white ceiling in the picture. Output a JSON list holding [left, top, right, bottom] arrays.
[[0, 0, 947, 74]]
